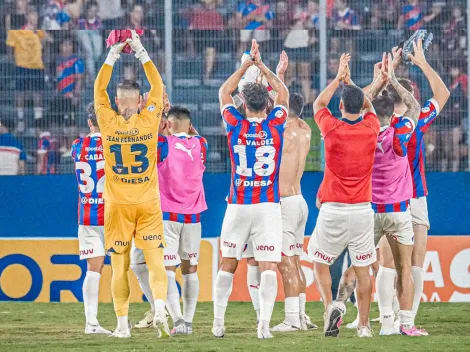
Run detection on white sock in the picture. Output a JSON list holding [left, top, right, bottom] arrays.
[[83, 271, 100, 326], [166, 270, 183, 322], [213, 271, 234, 327], [398, 309, 416, 329], [285, 296, 300, 327], [392, 290, 400, 317], [247, 265, 261, 320], [34, 107, 43, 120], [154, 298, 166, 316], [182, 272, 199, 323], [131, 263, 155, 312], [299, 292, 306, 316], [258, 270, 277, 331], [411, 266, 424, 318], [17, 107, 25, 120], [117, 316, 128, 330], [376, 266, 397, 329]]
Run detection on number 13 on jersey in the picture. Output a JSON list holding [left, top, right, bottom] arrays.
[[109, 143, 149, 175], [234, 145, 276, 177]]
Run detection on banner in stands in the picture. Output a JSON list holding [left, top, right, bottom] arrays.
[[1, 237, 469, 302]]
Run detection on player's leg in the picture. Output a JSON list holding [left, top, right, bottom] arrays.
[[376, 237, 398, 334], [162, 221, 184, 329], [177, 222, 203, 334], [79, 225, 110, 335], [130, 245, 155, 329], [135, 200, 169, 338], [348, 206, 376, 338], [308, 205, 348, 337], [213, 204, 248, 337], [105, 202, 135, 338], [410, 197, 430, 324], [336, 265, 356, 304], [252, 203, 283, 339], [244, 241, 261, 321]]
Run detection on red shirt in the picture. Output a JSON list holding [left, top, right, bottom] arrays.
[[315, 108, 380, 204]]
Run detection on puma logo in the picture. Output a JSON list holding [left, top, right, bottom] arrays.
[[377, 136, 386, 153], [175, 142, 195, 160]]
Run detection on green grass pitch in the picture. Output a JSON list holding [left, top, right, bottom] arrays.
[[1, 302, 469, 351]]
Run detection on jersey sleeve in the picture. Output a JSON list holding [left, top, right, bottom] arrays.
[[266, 105, 288, 130], [157, 134, 168, 163], [196, 136, 208, 165], [6, 31, 16, 47], [71, 138, 80, 159], [364, 112, 381, 135], [418, 98, 440, 134], [391, 116, 415, 157], [221, 104, 244, 132], [139, 61, 164, 125], [314, 108, 337, 137], [75, 58, 85, 75], [94, 63, 118, 129]]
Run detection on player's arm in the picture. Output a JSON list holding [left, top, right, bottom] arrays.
[[313, 53, 350, 115], [276, 50, 288, 84], [157, 134, 168, 164], [252, 40, 288, 108], [94, 41, 126, 121], [387, 53, 420, 127], [219, 59, 253, 108], [197, 136, 209, 166], [363, 53, 388, 100], [408, 39, 450, 111]]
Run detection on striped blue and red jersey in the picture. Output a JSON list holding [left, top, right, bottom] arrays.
[[402, 4, 423, 30], [56, 55, 84, 97], [238, 1, 274, 30], [222, 104, 287, 205], [393, 99, 440, 198], [157, 133, 208, 223], [71, 133, 105, 226], [37, 132, 59, 175]]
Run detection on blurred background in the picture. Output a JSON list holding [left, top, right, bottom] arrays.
[[0, 0, 467, 175]]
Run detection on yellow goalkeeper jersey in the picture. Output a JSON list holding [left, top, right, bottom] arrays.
[[94, 61, 164, 204]]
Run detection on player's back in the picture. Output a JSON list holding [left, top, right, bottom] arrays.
[[72, 133, 105, 226], [279, 117, 311, 197], [315, 108, 380, 204], [222, 104, 288, 204], [98, 108, 161, 204]]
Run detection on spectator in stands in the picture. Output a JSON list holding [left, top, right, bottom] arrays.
[[330, 0, 360, 54], [97, 0, 124, 28], [0, 117, 26, 175], [187, 0, 225, 82], [282, 1, 319, 105], [441, 4, 466, 55], [381, 0, 400, 30], [75, 1, 103, 80], [41, 0, 72, 30], [36, 118, 60, 175], [5, 0, 29, 30], [234, 0, 274, 58], [398, 0, 442, 30], [127, 3, 146, 29], [6, 7, 46, 133], [363, 3, 382, 30]]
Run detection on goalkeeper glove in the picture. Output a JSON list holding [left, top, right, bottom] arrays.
[[126, 30, 150, 64], [105, 42, 126, 66]]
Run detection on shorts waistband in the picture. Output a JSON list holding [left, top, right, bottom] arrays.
[[281, 194, 304, 201], [321, 202, 372, 213]]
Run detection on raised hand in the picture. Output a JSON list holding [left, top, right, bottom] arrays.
[[387, 53, 397, 82], [276, 50, 289, 75], [407, 38, 427, 67], [391, 46, 402, 69], [250, 39, 262, 65], [336, 53, 351, 82], [163, 86, 171, 113], [159, 118, 170, 135]]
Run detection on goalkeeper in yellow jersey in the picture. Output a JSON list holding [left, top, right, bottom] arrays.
[[94, 30, 169, 339]]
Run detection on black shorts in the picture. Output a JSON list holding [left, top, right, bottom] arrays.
[[16, 67, 45, 91], [191, 30, 221, 52], [284, 47, 311, 62]]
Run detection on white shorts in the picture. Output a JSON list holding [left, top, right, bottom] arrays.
[[163, 220, 201, 266], [240, 29, 270, 43], [374, 209, 414, 246], [78, 225, 106, 260], [281, 195, 308, 256], [410, 197, 430, 229], [308, 203, 376, 267], [221, 203, 282, 262]]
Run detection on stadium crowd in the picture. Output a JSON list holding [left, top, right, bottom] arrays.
[[0, 0, 468, 175]]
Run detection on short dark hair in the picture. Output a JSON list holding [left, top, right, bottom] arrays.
[[86, 0, 99, 10], [341, 85, 364, 114], [167, 106, 191, 122], [289, 93, 304, 118], [385, 78, 414, 105], [241, 83, 269, 113], [372, 96, 394, 120], [117, 80, 140, 92], [87, 102, 98, 127]]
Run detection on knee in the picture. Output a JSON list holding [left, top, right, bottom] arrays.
[[220, 258, 238, 274], [259, 261, 278, 272], [182, 263, 197, 275], [277, 258, 294, 277], [87, 257, 104, 273]]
